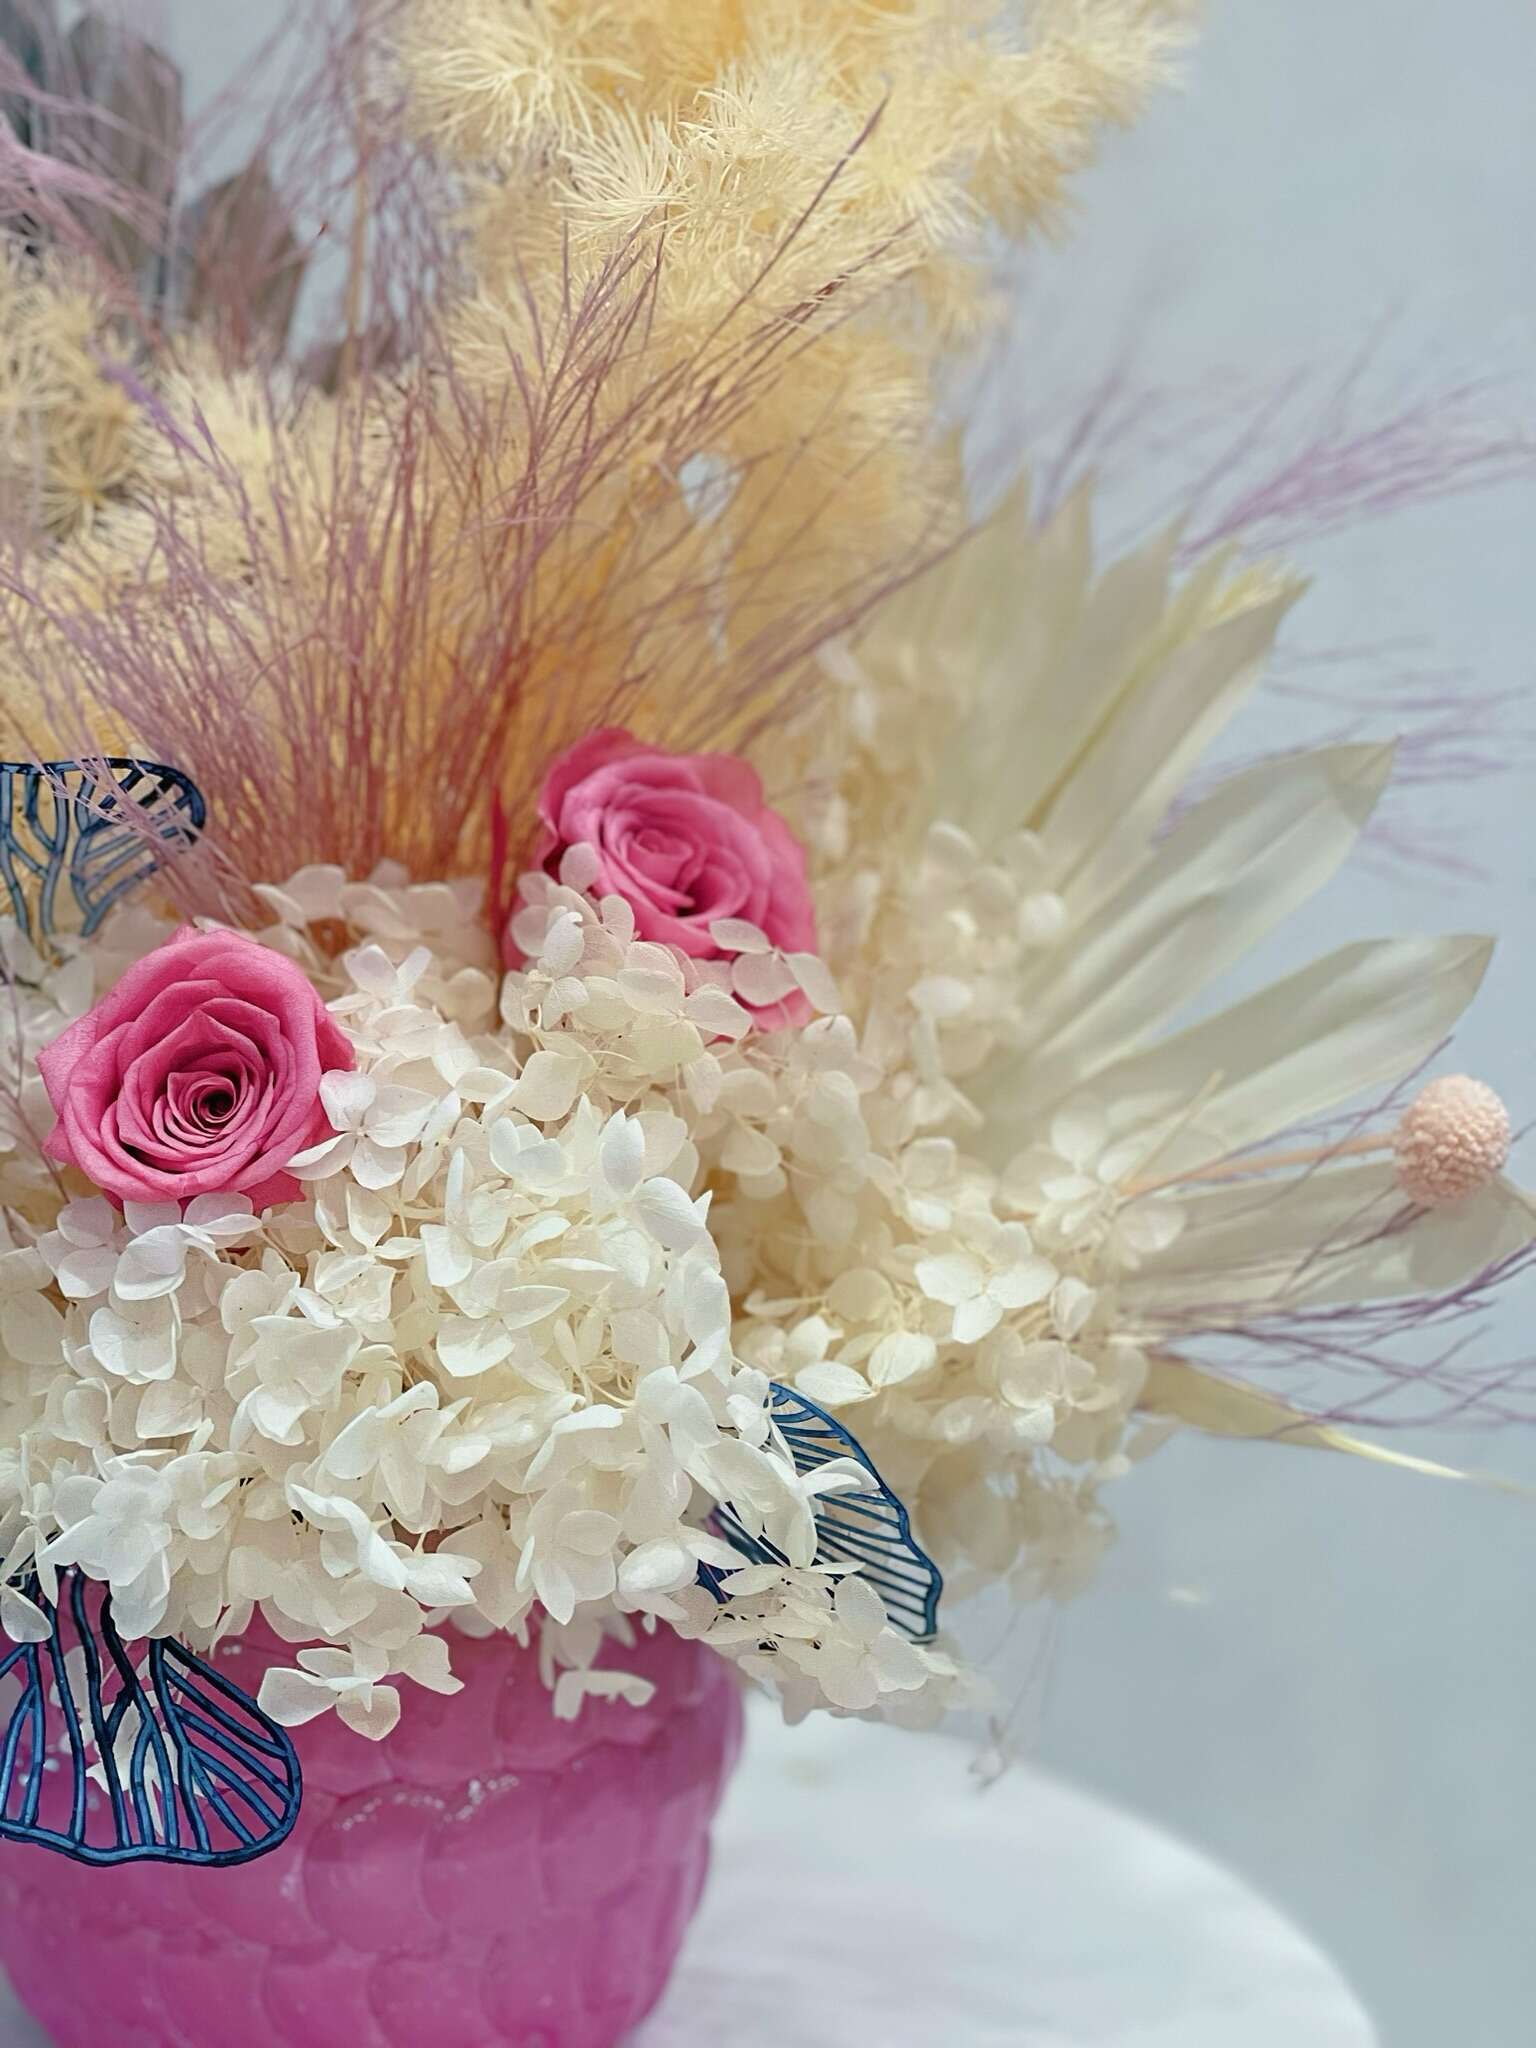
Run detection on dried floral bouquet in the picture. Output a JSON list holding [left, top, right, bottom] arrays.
[[0, 2, 1529, 2042]]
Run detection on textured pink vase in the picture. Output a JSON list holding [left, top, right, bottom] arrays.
[[0, 1622, 743, 2048]]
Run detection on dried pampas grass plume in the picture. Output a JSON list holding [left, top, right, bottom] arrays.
[[2, 0, 1195, 895], [396, 0, 1196, 249], [384, 0, 1198, 829], [0, 243, 157, 545]]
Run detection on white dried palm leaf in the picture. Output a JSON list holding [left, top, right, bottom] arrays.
[[1070, 934, 1494, 1175], [828, 481, 1533, 1471]]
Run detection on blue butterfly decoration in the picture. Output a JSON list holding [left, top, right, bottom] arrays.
[[0, 754, 285, 1870], [0, 1571, 301, 1867], [700, 1383, 944, 1641], [0, 758, 207, 956]]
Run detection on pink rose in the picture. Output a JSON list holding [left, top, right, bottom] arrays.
[[38, 928, 353, 1209], [522, 731, 819, 1027]]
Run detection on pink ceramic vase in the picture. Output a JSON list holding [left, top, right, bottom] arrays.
[[0, 1621, 743, 2048]]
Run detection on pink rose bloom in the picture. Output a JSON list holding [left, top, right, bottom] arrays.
[[38, 928, 354, 1209], [523, 730, 819, 1028]]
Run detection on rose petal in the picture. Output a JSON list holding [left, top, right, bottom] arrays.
[[37, 927, 353, 1208]]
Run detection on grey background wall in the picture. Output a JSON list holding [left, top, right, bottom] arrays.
[[83, 4, 1536, 2042]]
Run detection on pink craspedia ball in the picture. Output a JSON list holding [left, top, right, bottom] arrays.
[[1393, 1075, 1511, 1207]]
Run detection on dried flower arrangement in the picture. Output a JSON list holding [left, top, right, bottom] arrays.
[[0, 7, 1528, 2037]]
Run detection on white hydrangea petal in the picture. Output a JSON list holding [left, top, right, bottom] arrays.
[[350, 1137, 408, 1191], [366, 1087, 438, 1146], [599, 1115, 647, 1198], [559, 1510, 623, 1558], [54, 1198, 117, 1249], [498, 1286, 570, 1330], [321, 1070, 376, 1130], [435, 1318, 515, 1378], [540, 910, 587, 978], [952, 1294, 1003, 1345], [257, 1667, 344, 1728], [395, 1633, 463, 1695], [634, 1179, 707, 1252], [910, 976, 973, 1021], [512, 1050, 586, 1122], [832, 1571, 888, 1644], [420, 1225, 473, 1290], [122, 1202, 182, 1236], [731, 952, 799, 1008], [618, 1539, 695, 1598], [1, 1293, 67, 1368], [914, 1253, 984, 1308], [611, 1310, 671, 1371], [1051, 1277, 1096, 1340], [0, 1585, 52, 1645], [338, 1684, 402, 1742], [684, 987, 753, 1039], [113, 1227, 190, 1302], [557, 843, 602, 894], [868, 1332, 937, 1388], [988, 1256, 1058, 1311], [786, 953, 841, 1015], [52, 1245, 121, 1300], [794, 1362, 873, 1407], [89, 1301, 178, 1383], [135, 1382, 203, 1439], [400, 1551, 479, 1606], [551, 1668, 657, 1720], [709, 918, 772, 955]]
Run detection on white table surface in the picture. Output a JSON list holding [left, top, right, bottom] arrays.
[[0, 1702, 1377, 2047], [639, 1704, 1379, 2047]]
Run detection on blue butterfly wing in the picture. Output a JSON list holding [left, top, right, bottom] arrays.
[[0, 759, 206, 953], [0, 1571, 300, 1867], [700, 1383, 944, 1641]]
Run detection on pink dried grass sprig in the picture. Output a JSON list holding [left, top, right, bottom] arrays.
[[1267, 647, 1531, 791], [0, 28, 169, 298], [1144, 1191, 1536, 1432], [1175, 1240, 1536, 1434], [986, 310, 1535, 557], [1, 0, 449, 376], [1166, 652, 1531, 879], [172, 0, 458, 373], [964, 307, 1536, 881], [12, 209, 946, 896], [1126, 1051, 1536, 1431]]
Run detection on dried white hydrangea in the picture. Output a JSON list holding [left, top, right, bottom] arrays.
[[0, 867, 967, 1732]]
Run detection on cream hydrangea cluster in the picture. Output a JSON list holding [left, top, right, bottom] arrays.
[[504, 779, 1189, 1624], [0, 865, 970, 1736]]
